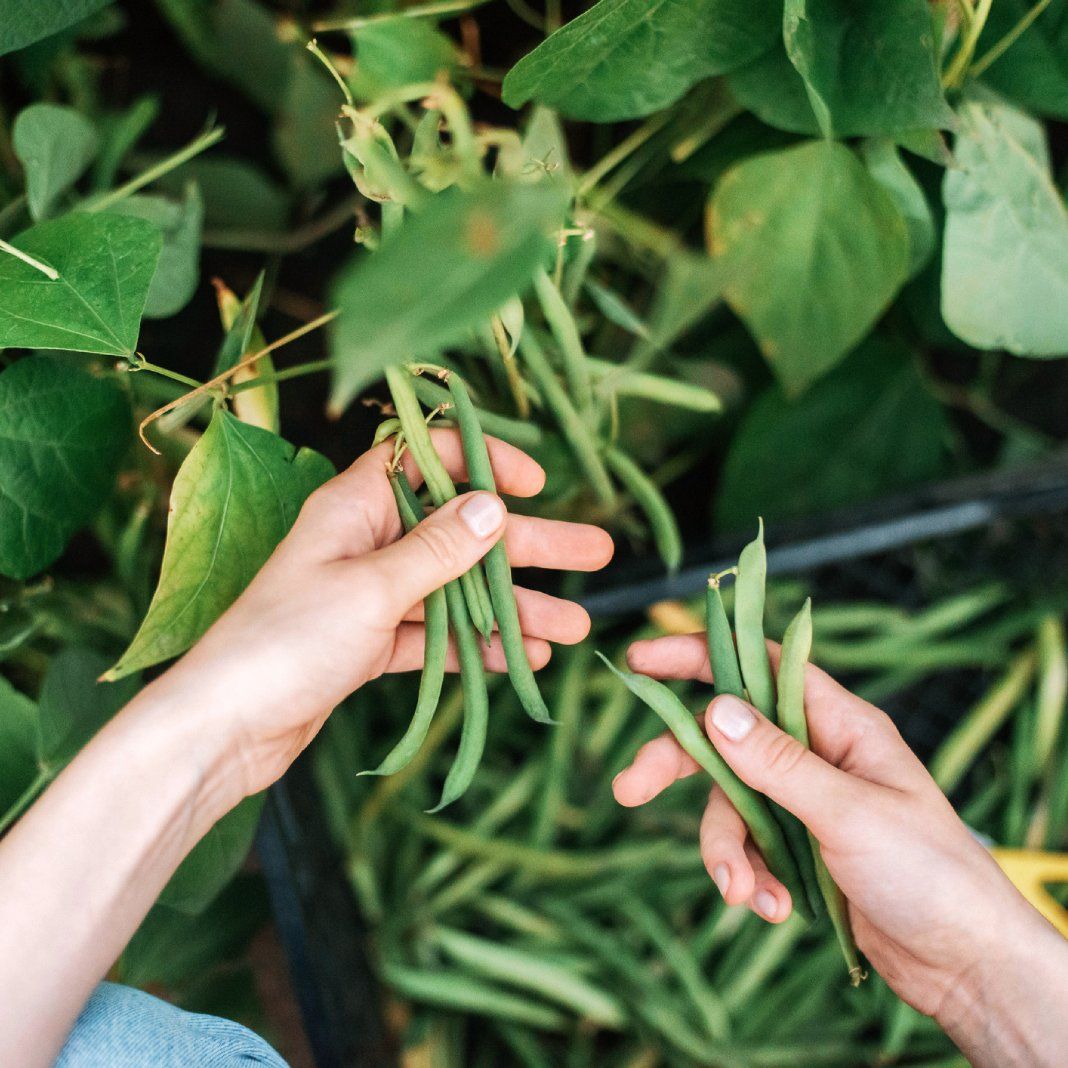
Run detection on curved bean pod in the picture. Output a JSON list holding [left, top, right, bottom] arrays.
[[603, 446, 682, 572], [392, 469, 490, 813], [363, 474, 450, 777]]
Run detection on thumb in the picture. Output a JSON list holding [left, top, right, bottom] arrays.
[[704, 694, 864, 840], [373, 491, 506, 614]]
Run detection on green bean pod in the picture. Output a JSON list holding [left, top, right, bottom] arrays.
[[410, 374, 543, 451], [517, 332, 616, 507], [364, 474, 450, 778], [597, 653, 812, 922], [533, 266, 594, 412], [392, 469, 490, 813], [705, 573, 745, 699], [385, 365, 496, 641], [734, 519, 776, 721], [445, 371, 554, 725], [603, 446, 682, 572], [778, 600, 861, 980]]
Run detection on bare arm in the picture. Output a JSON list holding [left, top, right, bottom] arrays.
[[0, 433, 613, 1066]]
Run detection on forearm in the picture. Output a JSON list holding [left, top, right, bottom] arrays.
[[937, 907, 1068, 1068], [0, 672, 240, 1067]]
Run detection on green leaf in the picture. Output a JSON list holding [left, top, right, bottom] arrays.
[[105, 410, 334, 679], [154, 0, 292, 115], [109, 185, 204, 319], [709, 140, 910, 394], [12, 103, 99, 219], [0, 213, 162, 355], [0, 674, 39, 814], [783, 0, 954, 137], [861, 139, 935, 277], [502, 0, 780, 122], [727, 40, 822, 136], [716, 337, 949, 529], [0, 0, 111, 57], [978, 0, 1068, 121], [37, 647, 139, 768], [329, 180, 568, 412], [166, 156, 289, 232], [350, 20, 459, 98], [0, 356, 130, 580], [272, 54, 347, 188], [941, 96, 1068, 356], [121, 874, 268, 987], [159, 794, 266, 914]]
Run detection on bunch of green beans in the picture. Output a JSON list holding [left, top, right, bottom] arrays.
[[603, 522, 864, 981], [313, 578, 1065, 1065], [368, 365, 553, 810]]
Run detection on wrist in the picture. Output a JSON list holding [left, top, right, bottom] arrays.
[[937, 898, 1068, 1067], [117, 666, 247, 832]]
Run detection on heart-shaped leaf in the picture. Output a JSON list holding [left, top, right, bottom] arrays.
[[709, 140, 910, 394], [503, 0, 780, 122], [0, 356, 130, 580], [716, 337, 949, 529], [783, 0, 953, 138], [12, 103, 99, 220], [0, 213, 162, 355], [105, 409, 334, 680]]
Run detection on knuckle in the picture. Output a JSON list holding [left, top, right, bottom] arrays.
[[410, 522, 462, 571], [762, 731, 808, 778]]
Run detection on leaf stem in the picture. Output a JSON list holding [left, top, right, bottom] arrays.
[[0, 237, 58, 280], [228, 359, 332, 394], [138, 310, 338, 453], [970, 0, 1052, 78], [943, 0, 994, 88], [306, 38, 354, 106], [128, 355, 203, 390], [577, 111, 672, 199], [314, 0, 492, 31], [85, 126, 225, 213]]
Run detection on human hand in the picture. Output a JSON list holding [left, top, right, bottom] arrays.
[[158, 431, 613, 803], [612, 634, 1068, 1061]]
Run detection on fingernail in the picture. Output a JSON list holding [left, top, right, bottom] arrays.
[[712, 864, 730, 898], [754, 889, 778, 920], [711, 695, 756, 741], [459, 493, 505, 538]]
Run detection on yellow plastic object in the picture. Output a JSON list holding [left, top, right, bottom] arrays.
[[648, 599, 703, 636], [991, 848, 1068, 939]]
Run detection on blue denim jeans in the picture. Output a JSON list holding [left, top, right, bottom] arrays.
[[55, 983, 288, 1067]]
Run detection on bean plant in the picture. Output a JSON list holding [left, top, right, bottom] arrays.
[[1, 0, 1067, 1054]]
